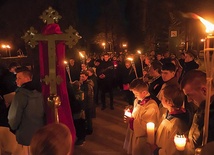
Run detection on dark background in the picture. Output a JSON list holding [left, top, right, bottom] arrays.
[[0, 0, 214, 58]]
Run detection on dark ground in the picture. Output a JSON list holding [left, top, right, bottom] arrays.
[[73, 89, 128, 155]]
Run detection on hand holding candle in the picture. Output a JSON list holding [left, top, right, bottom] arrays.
[[64, 60, 72, 83], [146, 122, 155, 145], [174, 134, 186, 151], [124, 108, 132, 117], [127, 57, 138, 78]]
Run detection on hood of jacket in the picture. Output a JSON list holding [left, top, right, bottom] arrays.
[[16, 81, 41, 98]]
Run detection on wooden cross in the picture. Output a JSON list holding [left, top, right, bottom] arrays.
[[22, 7, 81, 122]]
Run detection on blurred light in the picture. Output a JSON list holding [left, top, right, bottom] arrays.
[[122, 43, 127, 48], [127, 57, 133, 61], [64, 60, 68, 65], [79, 52, 84, 58], [137, 50, 141, 54]]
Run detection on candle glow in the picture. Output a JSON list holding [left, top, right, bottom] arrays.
[[124, 109, 132, 117], [64, 60, 68, 65], [127, 57, 133, 61], [198, 17, 214, 34], [79, 52, 84, 58], [146, 122, 155, 144], [174, 134, 186, 151]]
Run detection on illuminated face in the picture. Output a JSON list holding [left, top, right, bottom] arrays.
[[145, 57, 151, 65], [132, 89, 147, 100], [103, 55, 109, 62], [161, 70, 175, 82], [161, 95, 170, 109], [125, 61, 131, 68], [79, 74, 88, 82], [16, 72, 31, 87], [81, 64, 87, 71], [183, 84, 206, 107]]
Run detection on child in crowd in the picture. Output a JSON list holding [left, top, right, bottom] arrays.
[[123, 79, 159, 155], [154, 85, 189, 155]]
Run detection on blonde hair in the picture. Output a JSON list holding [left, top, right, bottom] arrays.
[[30, 123, 72, 155]]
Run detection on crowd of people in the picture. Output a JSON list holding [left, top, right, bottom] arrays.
[[64, 49, 214, 154], [0, 48, 214, 155]]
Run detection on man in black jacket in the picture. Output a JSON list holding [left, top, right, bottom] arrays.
[[96, 53, 114, 110], [80, 71, 94, 135], [181, 69, 214, 155]]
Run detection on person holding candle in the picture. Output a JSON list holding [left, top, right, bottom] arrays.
[[79, 71, 95, 135], [123, 79, 159, 155], [120, 60, 136, 105], [153, 85, 189, 155], [181, 70, 214, 155]]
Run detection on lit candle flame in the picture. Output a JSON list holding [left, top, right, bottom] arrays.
[[174, 134, 187, 151], [137, 50, 141, 54], [64, 60, 68, 65], [127, 57, 133, 61], [198, 17, 214, 34], [183, 13, 214, 34], [146, 122, 155, 144], [79, 52, 84, 58], [1, 44, 11, 49], [122, 44, 127, 47], [124, 109, 132, 117]]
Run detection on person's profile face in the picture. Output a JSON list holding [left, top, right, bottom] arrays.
[[79, 74, 88, 82], [184, 53, 193, 62], [183, 84, 206, 107], [16, 72, 30, 87], [161, 95, 170, 109], [132, 89, 146, 100]]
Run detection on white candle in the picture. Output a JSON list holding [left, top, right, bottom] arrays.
[[174, 134, 186, 151], [124, 109, 132, 117], [146, 122, 155, 144]]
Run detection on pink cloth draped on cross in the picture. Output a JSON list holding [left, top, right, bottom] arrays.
[[38, 23, 76, 147]]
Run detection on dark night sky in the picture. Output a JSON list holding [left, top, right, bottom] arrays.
[[0, 0, 214, 55]]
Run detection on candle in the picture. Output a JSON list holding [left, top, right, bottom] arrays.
[[127, 57, 138, 78], [146, 122, 155, 144], [124, 109, 132, 117], [64, 60, 72, 83], [174, 134, 186, 151], [79, 52, 84, 58]]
